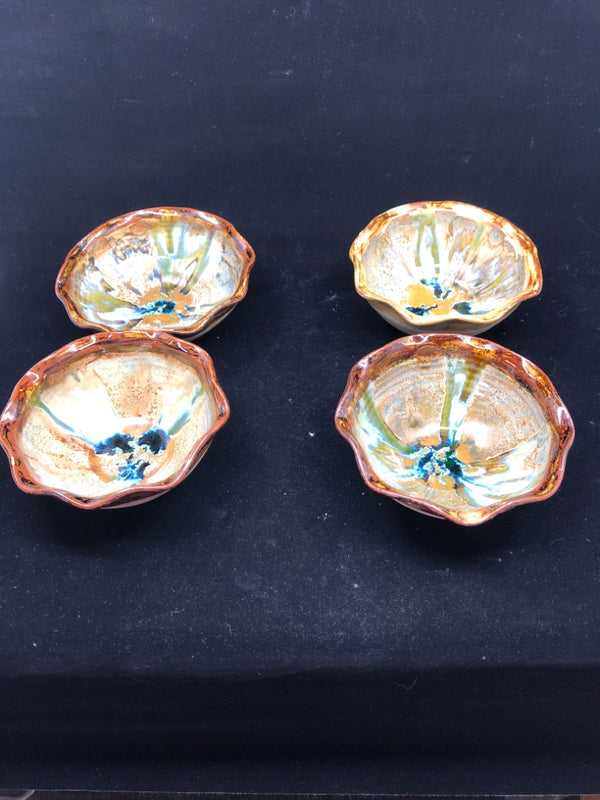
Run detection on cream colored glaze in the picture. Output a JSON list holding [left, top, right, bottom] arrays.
[[13, 344, 219, 501], [352, 202, 541, 333]]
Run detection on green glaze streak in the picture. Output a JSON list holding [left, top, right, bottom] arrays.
[[469, 222, 486, 251], [482, 271, 507, 292], [414, 217, 424, 267], [84, 289, 138, 313], [439, 357, 486, 447], [361, 386, 414, 455], [152, 224, 214, 295], [165, 226, 175, 255], [181, 230, 215, 295], [429, 216, 440, 267], [29, 387, 77, 436], [154, 225, 186, 292], [414, 214, 440, 271], [162, 383, 206, 436]]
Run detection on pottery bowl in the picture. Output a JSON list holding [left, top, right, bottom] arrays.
[[0, 332, 229, 509], [56, 207, 255, 338], [351, 201, 542, 334], [335, 335, 574, 525]]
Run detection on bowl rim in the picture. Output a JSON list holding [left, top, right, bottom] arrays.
[[350, 200, 543, 329], [56, 206, 256, 338], [0, 330, 230, 509], [335, 333, 574, 526]]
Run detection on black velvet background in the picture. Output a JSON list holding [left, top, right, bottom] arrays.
[[1, 0, 600, 792]]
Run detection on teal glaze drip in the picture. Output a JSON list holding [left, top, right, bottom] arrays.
[[454, 436, 545, 507], [355, 352, 551, 511], [29, 387, 77, 436], [30, 386, 178, 486], [354, 355, 529, 509], [357, 387, 467, 490], [160, 384, 206, 437]]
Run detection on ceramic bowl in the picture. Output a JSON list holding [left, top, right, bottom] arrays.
[[56, 207, 255, 338], [0, 332, 229, 509], [350, 201, 542, 334], [335, 334, 574, 526]]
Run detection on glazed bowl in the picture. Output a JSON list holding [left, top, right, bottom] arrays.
[[0, 332, 229, 509], [351, 201, 542, 334], [335, 334, 574, 526], [56, 207, 255, 338]]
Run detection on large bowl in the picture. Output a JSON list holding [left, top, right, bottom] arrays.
[[0, 332, 229, 509], [335, 335, 574, 525], [351, 201, 542, 334], [56, 207, 255, 339]]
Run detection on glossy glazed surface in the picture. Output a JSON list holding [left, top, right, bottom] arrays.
[[336, 335, 574, 525], [56, 207, 255, 338], [351, 201, 542, 334], [0, 332, 229, 508]]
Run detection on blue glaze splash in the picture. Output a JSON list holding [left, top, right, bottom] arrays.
[[355, 356, 506, 504], [118, 459, 150, 481], [420, 277, 451, 300], [137, 427, 168, 454], [452, 301, 472, 314], [414, 445, 463, 482], [137, 299, 176, 316], [95, 426, 170, 483], [355, 352, 551, 511], [30, 378, 206, 488], [406, 304, 438, 316], [406, 300, 475, 317], [95, 433, 134, 455]]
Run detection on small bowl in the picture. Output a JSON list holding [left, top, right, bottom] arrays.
[[0, 332, 229, 509], [335, 334, 574, 525], [56, 207, 255, 339], [351, 201, 542, 334]]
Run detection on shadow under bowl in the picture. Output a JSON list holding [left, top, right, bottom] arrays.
[[351, 201, 542, 334], [0, 332, 229, 509], [56, 207, 255, 339], [335, 334, 574, 526]]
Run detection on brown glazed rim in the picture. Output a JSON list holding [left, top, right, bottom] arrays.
[[335, 333, 575, 526], [56, 206, 256, 337], [350, 201, 543, 328], [0, 331, 230, 510]]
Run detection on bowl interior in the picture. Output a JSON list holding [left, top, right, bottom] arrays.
[[60, 209, 251, 335], [11, 342, 220, 502], [346, 346, 558, 519], [356, 204, 537, 323]]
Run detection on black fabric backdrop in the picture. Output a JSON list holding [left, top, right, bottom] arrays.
[[1, 0, 600, 792]]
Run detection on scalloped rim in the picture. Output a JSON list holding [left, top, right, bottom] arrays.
[[56, 206, 256, 338], [335, 334, 574, 526], [0, 331, 230, 509], [350, 201, 543, 330]]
